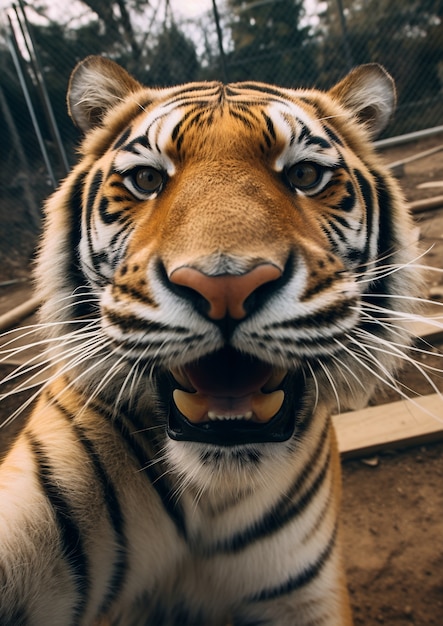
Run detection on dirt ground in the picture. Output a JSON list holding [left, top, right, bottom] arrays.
[[0, 135, 442, 624]]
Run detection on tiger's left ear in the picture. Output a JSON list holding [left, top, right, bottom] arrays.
[[329, 64, 396, 138], [67, 55, 143, 132]]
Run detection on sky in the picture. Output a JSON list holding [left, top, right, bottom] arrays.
[[0, 0, 214, 21], [2, 0, 322, 55], [173, 0, 212, 18]]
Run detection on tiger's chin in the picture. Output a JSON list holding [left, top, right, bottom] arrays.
[[161, 346, 304, 446]]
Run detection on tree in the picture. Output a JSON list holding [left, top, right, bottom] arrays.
[[73, 0, 142, 62], [316, 0, 443, 91], [142, 22, 200, 86], [225, 0, 317, 87]]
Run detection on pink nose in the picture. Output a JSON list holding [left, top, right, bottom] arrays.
[[169, 264, 282, 320]]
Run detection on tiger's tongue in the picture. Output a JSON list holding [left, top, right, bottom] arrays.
[[173, 349, 285, 424]]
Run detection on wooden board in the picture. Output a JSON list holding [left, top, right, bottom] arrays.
[[333, 393, 443, 458], [408, 315, 443, 343]]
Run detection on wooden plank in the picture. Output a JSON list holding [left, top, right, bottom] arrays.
[[388, 144, 443, 176], [417, 180, 443, 189], [333, 393, 443, 459], [408, 316, 443, 343], [406, 298, 443, 342], [408, 195, 443, 214], [0, 296, 41, 333]]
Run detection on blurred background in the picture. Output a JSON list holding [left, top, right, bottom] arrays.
[[0, 0, 442, 273]]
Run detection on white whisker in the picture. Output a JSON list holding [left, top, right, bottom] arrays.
[[329, 351, 366, 396], [317, 359, 340, 414], [0, 326, 101, 380], [354, 328, 443, 398], [364, 293, 443, 309], [0, 317, 99, 353], [0, 332, 111, 428], [305, 361, 319, 411], [338, 336, 443, 423], [336, 338, 410, 401], [0, 330, 104, 397]]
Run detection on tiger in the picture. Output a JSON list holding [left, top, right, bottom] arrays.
[[0, 55, 422, 626]]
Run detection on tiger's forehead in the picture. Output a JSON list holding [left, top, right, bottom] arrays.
[[113, 82, 340, 174]]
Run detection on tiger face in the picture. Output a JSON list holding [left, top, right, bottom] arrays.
[[38, 56, 416, 481]]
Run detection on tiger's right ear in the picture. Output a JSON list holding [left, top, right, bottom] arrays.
[[328, 64, 396, 138], [67, 56, 142, 132]]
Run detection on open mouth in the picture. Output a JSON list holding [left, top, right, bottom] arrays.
[[165, 347, 302, 446]]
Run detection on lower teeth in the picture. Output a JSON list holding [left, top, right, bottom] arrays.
[[173, 388, 285, 424], [208, 411, 253, 421]]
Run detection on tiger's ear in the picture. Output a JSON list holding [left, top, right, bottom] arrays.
[[328, 64, 396, 138], [67, 56, 142, 132]]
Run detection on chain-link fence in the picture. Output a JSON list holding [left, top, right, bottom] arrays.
[[1, 0, 442, 273]]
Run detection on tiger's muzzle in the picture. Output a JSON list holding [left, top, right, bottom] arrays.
[[163, 261, 302, 445]]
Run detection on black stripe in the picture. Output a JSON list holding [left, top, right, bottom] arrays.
[[210, 423, 330, 554], [29, 433, 89, 624], [337, 180, 357, 212], [103, 308, 188, 334], [185, 110, 207, 131], [72, 430, 127, 613], [229, 109, 255, 129], [109, 223, 132, 251], [45, 393, 129, 613], [322, 123, 344, 147], [47, 391, 185, 540], [263, 298, 355, 332], [372, 169, 397, 258], [168, 83, 222, 100], [332, 213, 351, 230], [98, 196, 123, 225], [112, 127, 131, 151], [353, 168, 375, 264], [309, 135, 332, 149], [85, 169, 104, 279], [262, 130, 272, 148], [85, 169, 103, 230], [247, 523, 338, 602], [172, 108, 212, 152], [227, 83, 289, 100], [327, 218, 346, 245], [112, 282, 157, 306], [298, 123, 332, 150], [66, 171, 94, 319], [109, 334, 201, 358], [68, 171, 85, 257], [362, 169, 398, 310], [76, 393, 187, 540], [261, 111, 276, 141], [111, 409, 187, 539], [345, 247, 365, 264], [122, 134, 152, 153], [172, 108, 200, 142], [232, 102, 261, 118]]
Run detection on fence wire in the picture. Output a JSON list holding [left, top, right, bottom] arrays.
[[0, 0, 442, 233]]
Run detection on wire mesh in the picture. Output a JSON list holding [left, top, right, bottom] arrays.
[[0, 0, 442, 239]]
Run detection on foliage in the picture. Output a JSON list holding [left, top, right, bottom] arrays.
[[1, 0, 443, 193], [225, 0, 317, 86], [141, 23, 200, 86], [316, 0, 443, 134]]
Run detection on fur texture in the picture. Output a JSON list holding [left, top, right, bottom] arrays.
[[0, 57, 423, 625]]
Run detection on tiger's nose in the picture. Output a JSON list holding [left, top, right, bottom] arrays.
[[169, 264, 282, 320]]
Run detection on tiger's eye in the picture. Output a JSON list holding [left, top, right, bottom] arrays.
[[286, 162, 322, 190], [134, 167, 163, 193]]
